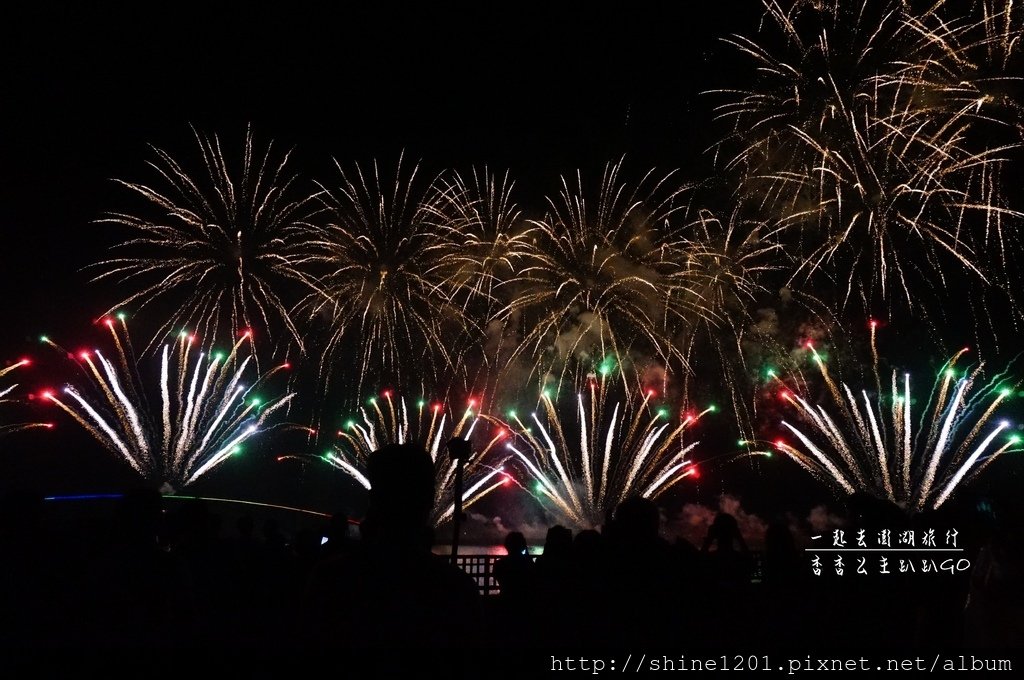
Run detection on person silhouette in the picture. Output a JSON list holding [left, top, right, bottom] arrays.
[[761, 517, 802, 645], [304, 443, 482, 652], [698, 511, 753, 641], [533, 524, 574, 642], [606, 496, 683, 646], [494, 531, 534, 600], [491, 531, 537, 643], [88, 489, 196, 647]]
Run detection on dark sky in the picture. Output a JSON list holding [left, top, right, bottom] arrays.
[[2, 3, 1016, 519]]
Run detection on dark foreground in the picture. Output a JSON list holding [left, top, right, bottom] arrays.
[[1, 488, 1021, 663]]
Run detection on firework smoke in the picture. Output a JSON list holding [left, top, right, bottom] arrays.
[[496, 159, 704, 380]]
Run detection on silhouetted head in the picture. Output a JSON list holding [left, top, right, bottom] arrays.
[[363, 443, 435, 543], [573, 529, 604, 562], [543, 525, 573, 557], [504, 531, 528, 556], [710, 511, 739, 535], [704, 510, 753, 553], [615, 496, 661, 541]]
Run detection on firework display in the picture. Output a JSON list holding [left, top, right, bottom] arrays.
[[296, 155, 477, 388], [773, 335, 1021, 510], [39, 317, 294, 490], [0, 0, 1020, 531], [93, 126, 316, 351], [713, 0, 1022, 316], [320, 391, 513, 526], [671, 206, 806, 439], [497, 366, 711, 529], [432, 167, 529, 311], [497, 160, 701, 377]]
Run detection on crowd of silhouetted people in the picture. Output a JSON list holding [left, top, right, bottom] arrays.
[[1, 443, 1022, 651]]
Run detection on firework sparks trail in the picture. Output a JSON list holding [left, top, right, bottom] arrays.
[[320, 390, 514, 526], [432, 167, 531, 311], [670, 205, 824, 440], [92, 126, 317, 353], [1, 359, 52, 436], [773, 331, 1021, 510], [711, 0, 1023, 318], [40, 316, 294, 490], [420, 167, 536, 397], [495, 159, 710, 381], [496, 368, 711, 529], [297, 155, 479, 390]]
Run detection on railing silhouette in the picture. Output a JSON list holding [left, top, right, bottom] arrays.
[[453, 552, 764, 596], [453, 554, 533, 596]]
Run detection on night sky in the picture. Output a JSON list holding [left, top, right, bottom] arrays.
[[1, 3, 748, 337], [1, 3, 1018, 526]]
